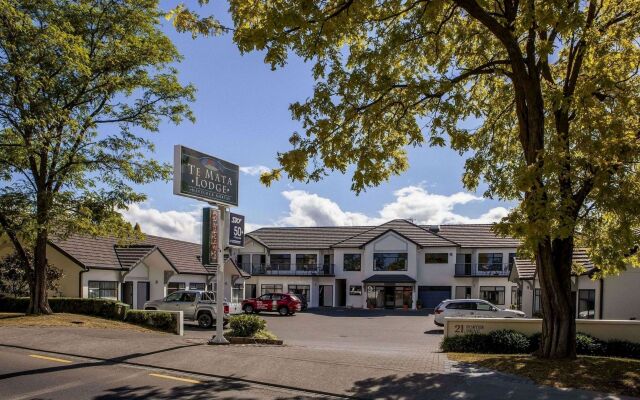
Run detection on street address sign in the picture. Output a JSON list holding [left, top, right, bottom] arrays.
[[228, 212, 245, 248], [173, 145, 239, 207]]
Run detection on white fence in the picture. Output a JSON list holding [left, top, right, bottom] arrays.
[[444, 317, 640, 342]]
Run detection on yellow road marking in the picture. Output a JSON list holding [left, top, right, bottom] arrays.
[[149, 373, 201, 384], [29, 354, 72, 364]]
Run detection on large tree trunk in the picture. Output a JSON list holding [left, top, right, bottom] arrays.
[[536, 237, 576, 359], [27, 230, 52, 314]]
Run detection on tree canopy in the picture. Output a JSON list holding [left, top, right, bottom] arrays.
[[0, 0, 195, 312], [174, 0, 640, 357]]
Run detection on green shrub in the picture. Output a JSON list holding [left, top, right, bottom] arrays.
[[124, 310, 176, 332], [606, 340, 640, 359], [229, 314, 266, 337], [253, 330, 278, 340], [489, 330, 530, 354], [441, 334, 492, 353], [528, 332, 542, 353], [576, 332, 605, 356], [0, 297, 129, 319]]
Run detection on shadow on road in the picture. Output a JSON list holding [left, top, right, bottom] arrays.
[[424, 329, 444, 335], [300, 308, 432, 318]]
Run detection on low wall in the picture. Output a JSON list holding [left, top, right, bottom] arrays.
[[444, 317, 640, 342]]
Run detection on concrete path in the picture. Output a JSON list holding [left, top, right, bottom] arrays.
[[0, 310, 633, 399]]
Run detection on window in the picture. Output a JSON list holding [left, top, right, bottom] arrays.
[[200, 292, 215, 301], [478, 253, 504, 272], [343, 254, 362, 271], [373, 253, 408, 271], [349, 285, 362, 296], [455, 286, 472, 299], [425, 253, 449, 264], [189, 282, 205, 291], [578, 289, 596, 319], [476, 301, 495, 311], [511, 286, 522, 308], [446, 302, 474, 310], [261, 284, 283, 294], [270, 254, 291, 270], [167, 282, 185, 295], [296, 254, 317, 271], [246, 284, 257, 298], [88, 281, 117, 299], [164, 292, 182, 302], [533, 288, 542, 315], [180, 292, 196, 302], [288, 284, 310, 301], [480, 286, 505, 305]]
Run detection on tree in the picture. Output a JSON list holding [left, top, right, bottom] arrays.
[[0, 251, 63, 298], [0, 0, 195, 314], [177, 1, 640, 358]]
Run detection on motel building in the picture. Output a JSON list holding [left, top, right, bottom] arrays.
[[1, 218, 638, 319], [234, 219, 640, 318]]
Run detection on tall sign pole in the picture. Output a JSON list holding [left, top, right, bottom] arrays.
[[174, 145, 243, 345]]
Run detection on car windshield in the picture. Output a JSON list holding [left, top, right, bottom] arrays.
[[289, 295, 300, 302]]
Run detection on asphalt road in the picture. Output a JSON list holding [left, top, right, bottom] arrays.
[[0, 346, 337, 399]]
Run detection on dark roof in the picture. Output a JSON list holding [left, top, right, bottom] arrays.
[[429, 224, 521, 248], [246, 226, 371, 250], [513, 248, 595, 280], [333, 220, 455, 248], [362, 274, 416, 283], [114, 245, 156, 269], [51, 234, 209, 275], [246, 221, 519, 250]]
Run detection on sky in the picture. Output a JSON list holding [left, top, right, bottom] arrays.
[[121, 2, 512, 243]]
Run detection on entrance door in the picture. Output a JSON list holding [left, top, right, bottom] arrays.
[[456, 254, 472, 275], [246, 284, 257, 299], [122, 282, 134, 308], [319, 285, 333, 307], [136, 282, 150, 309], [384, 287, 395, 308]]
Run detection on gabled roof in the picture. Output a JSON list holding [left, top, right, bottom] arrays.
[[513, 248, 596, 280], [428, 224, 521, 248], [51, 234, 209, 275], [245, 226, 371, 250], [332, 219, 456, 248], [114, 245, 156, 269]]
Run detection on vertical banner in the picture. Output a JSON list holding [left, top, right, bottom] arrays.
[[202, 207, 220, 265], [228, 212, 245, 248]]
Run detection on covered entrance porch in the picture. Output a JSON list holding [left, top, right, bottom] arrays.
[[363, 274, 417, 309]]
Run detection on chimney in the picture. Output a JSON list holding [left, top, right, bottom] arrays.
[[428, 225, 440, 233]]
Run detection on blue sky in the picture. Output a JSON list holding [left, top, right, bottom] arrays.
[[122, 2, 511, 242]]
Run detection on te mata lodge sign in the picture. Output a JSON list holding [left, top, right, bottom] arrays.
[[173, 145, 239, 207]]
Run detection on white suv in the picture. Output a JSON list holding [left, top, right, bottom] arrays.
[[434, 299, 526, 326]]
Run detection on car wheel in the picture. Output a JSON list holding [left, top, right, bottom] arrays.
[[197, 312, 213, 329], [278, 306, 289, 316], [243, 304, 254, 314]]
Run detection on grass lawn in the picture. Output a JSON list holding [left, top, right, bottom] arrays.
[[0, 312, 157, 333], [449, 353, 640, 398]]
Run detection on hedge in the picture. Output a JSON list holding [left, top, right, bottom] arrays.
[[124, 310, 177, 333], [441, 330, 640, 359], [0, 297, 129, 320], [229, 314, 266, 337]]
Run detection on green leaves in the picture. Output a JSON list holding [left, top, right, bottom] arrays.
[[0, 0, 194, 245]]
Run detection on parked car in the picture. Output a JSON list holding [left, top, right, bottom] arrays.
[[242, 293, 302, 316], [433, 299, 526, 326], [289, 293, 308, 311], [143, 290, 229, 329]]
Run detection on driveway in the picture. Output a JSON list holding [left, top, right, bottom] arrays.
[[0, 309, 629, 399]]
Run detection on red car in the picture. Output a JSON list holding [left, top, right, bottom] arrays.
[[242, 293, 302, 316]]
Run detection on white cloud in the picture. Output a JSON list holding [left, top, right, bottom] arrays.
[[276, 186, 509, 227], [122, 203, 201, 243], [240, 165, 270, 176], [120, 186, 510, 241]]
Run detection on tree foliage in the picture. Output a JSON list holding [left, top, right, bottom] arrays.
[[0, 251, 63, 298], [0, 0, 195, 313], [175, 0, 640, 358]]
